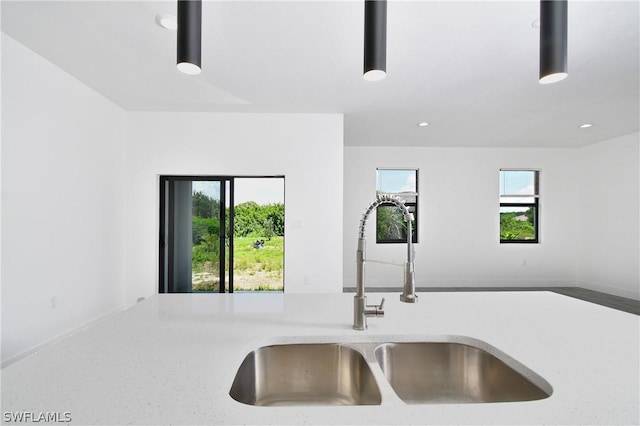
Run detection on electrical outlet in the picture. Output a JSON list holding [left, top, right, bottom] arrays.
[[50, 296, 57, 309], [304, 276, 311, 285], [522, 259, 527, 267]]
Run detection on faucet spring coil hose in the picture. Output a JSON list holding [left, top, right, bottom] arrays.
[[358, 194, 412, 239]]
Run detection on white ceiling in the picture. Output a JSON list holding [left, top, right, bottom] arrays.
[[2, 0, 639, 148]]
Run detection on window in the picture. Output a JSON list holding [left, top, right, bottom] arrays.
[[499, 170, 539, 243], [376, 169, 418, 243]]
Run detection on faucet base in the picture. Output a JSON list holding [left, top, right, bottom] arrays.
[[353, 295, 385, 330], [400, 293, 418, 303]]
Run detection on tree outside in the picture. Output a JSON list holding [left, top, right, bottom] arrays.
[[500, 208, 535, 240], [190, 191, 284, 292]]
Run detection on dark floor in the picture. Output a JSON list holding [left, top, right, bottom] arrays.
[[343, 286, 640, 315]]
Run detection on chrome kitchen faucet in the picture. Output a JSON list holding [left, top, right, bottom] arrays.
[[353, 194, 417, 330]]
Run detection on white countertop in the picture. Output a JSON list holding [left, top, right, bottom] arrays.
[[1, 291, 638, 425]]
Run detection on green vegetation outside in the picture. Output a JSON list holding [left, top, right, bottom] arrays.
[[377, 205, 417, 241], [500, 209, 535, 240], [192, 236, 284, 292], [191, 191, 284, 292]]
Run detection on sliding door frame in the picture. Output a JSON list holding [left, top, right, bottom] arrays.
[[159, 175, 283, 294]]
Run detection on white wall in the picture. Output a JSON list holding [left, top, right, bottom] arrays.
[[577, 133, 640, 299], [343, 147, 579, 289], [1, 35, 127, 364], [124, 112, 343, 304]]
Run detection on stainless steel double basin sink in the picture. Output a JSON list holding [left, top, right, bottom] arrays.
[[229, 337, 552, 406]]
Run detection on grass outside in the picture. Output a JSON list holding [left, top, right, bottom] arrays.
[[500, 211, 535, 241], [192, 236, 283, 292]]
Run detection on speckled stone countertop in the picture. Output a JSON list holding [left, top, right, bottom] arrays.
[[1, 291, 638, 425]]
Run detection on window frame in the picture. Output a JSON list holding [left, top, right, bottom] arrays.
[[499, 169, 540, 244], [375, 168, 419, 244]]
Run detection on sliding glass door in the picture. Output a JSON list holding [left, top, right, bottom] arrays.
[[159, 176, 284, 293], [160, 177, 227, 292]]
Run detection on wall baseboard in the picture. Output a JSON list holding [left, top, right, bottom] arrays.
[[343, 284, 575, 293], [342, 285, 639, 315], [577, 280, 640, 301], [1, 306, 125, 369], [344, 278, 578, 288]]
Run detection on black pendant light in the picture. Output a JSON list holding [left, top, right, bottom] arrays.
[[539, 0, 568, 84], [177, 0, 202, 75], [363, 0, 387, 81]]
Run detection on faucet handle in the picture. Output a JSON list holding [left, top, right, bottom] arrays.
[[364, 297, 385, 318]]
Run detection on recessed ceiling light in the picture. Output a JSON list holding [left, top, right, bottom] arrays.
[[417, 122, 429, 127], [579, 123, 593, 128], [156, 13, 177, 31]]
